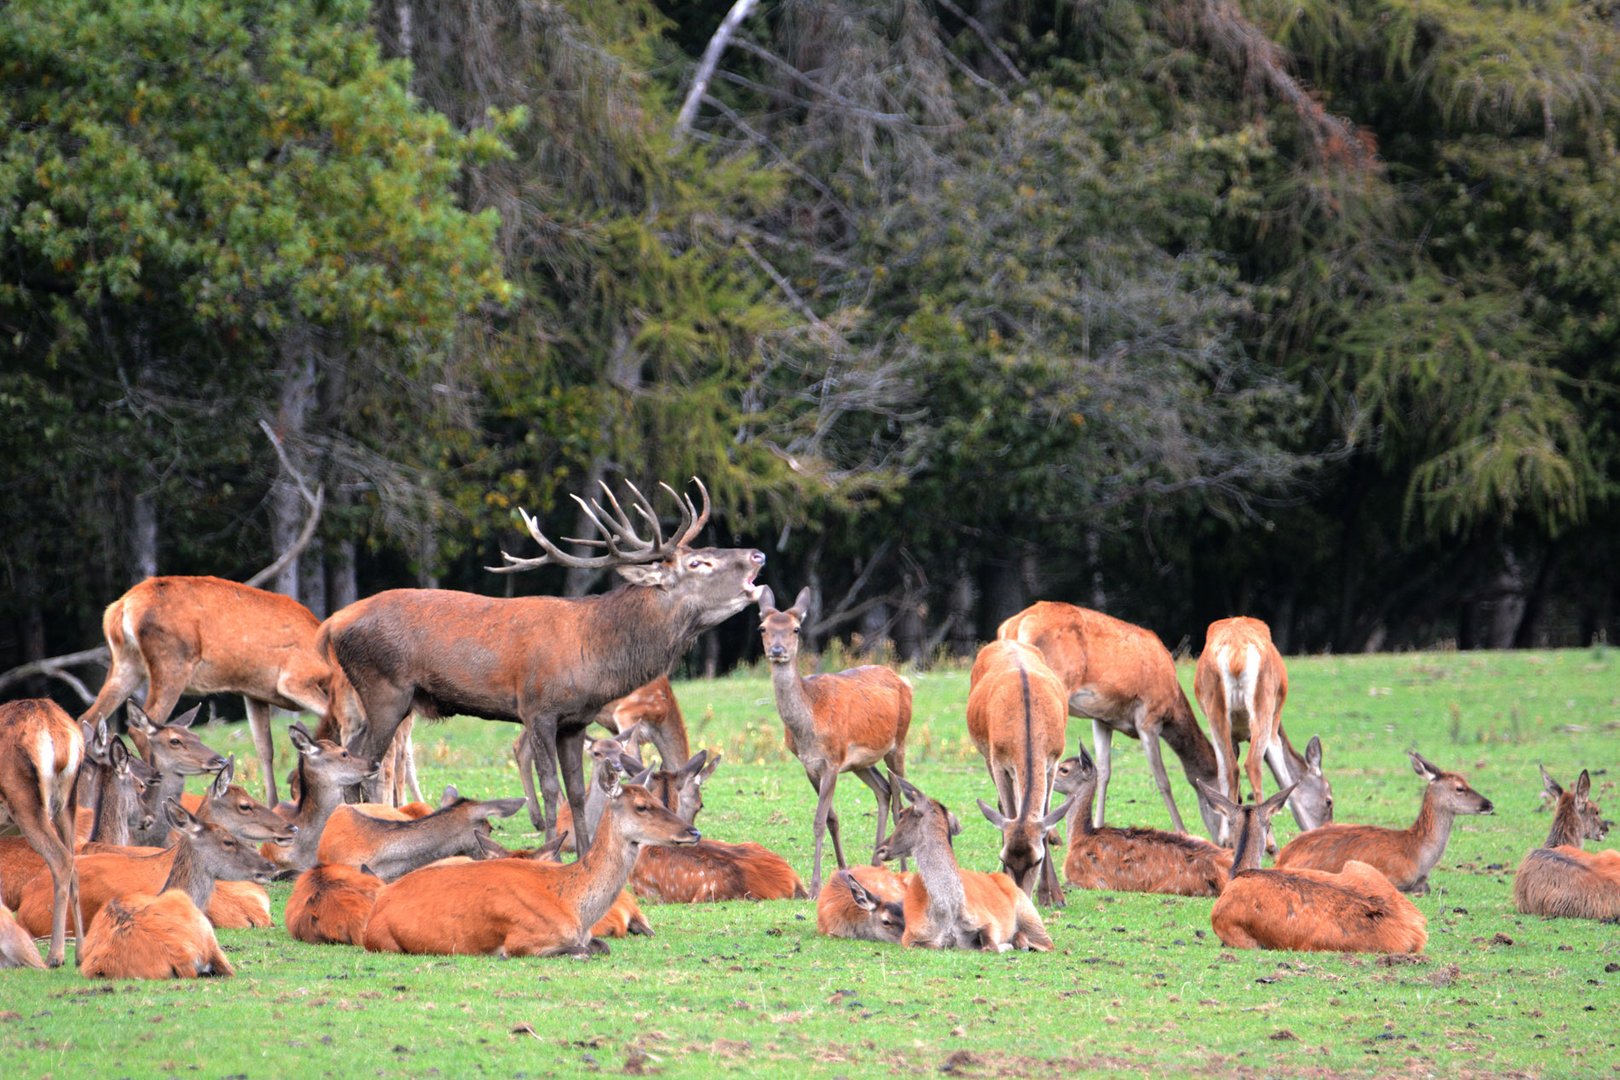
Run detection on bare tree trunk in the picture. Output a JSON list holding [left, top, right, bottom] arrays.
[[129, 489, 159, 583], [700, 630, 720, 679], [946, 559, 977, 658], [564, 456, 610, 598], [329, 536, 359, 613], [270, 328, 318, 599], [1086, 529, 1107, 611], [301, 551, 328, 619]]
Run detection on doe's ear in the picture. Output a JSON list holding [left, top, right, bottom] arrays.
[[440, 785, 461, 808], [1575, 769, 1591, 802], [164, 798, 200, 833], [1539, 764, 1563, 801], [288, 725, 317, 755], [126, 703, 156, 734], [756, 586, 777, 614], [788, 587, 813, 619], [1409, 751, 1442, 782], [696, 751, 722, 786], [479, 797, 527, 821], [945, 810, 963, 838], [843, 873, 878, 912], [169, 703, 202, 729], [1040, 794, 1076, 831], [210, 757, 236, 799], [1195, 778, 1239, 818], [616, 563, 675, 589], [108, 737, 130, 770], [1305, 735, 1324, 773], [1260, 783, 1298, 820]]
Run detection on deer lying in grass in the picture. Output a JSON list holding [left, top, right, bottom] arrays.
[[816, 866, 911, 944], [315, 788, 526, 880], [285, 864, 386, 946], [875, 775, 1051, 952], [1274, 751, 1493, 894], [364, 767, 699, 957], [759, 586, 912, 897], [967, 640, 1071, 906], [179, 756, 298, 848], [0, 698, 84, 967], [1052, 751, 1233, 897], [265, 724, 379, 873], [1193, 617, 1332, 845], [78, 800, 276, 979], [0, 904, 42, 969], [1204, 782, 1427, 954], [1513, 767, 1619, 920]]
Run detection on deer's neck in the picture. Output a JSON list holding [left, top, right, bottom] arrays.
[[1408, 786, 1456, 874], [1160, 694, 1220, 785], [134, 767, 191, 845], [553, 805, 639, 937], [913, 815, 969, 931], [158, 838, 218, 913], [1231, 815, 1265, 873], [1545, 797, 1586, 849], [90, 774, 136, 846], [287, 778, 346, 862], [583, 589, 702, 699], [1063, 784, 1098, 846], [370, 809, 487, 878], [769, 661, 818, 750]]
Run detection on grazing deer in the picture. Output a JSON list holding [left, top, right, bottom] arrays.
[[1203, 782, 1428, 954], [265, 724, 379, 873], [1052, 751, 1233, 897], [1193, 617, 1331, 844], [758, 586, 912, 898], [0, 698, 84, 967], [1513, 768, 1620, 920], [180, 756, 298, 848], [1274, 751, 1493, 894], [285, 863, 386, 945], [0, 904, 42, 969], [598, 675, 690, 768], [77, 799, 276, 979], [998, 602, 1224, 840], [125, 703, 229, 847], [79, 575, 333, 806], [816, 866, 910, 944], [319, 477, 764, 852], [875, 775, 1051, 952], [315, 789, 526, 880], [967, 641, 1072, 907], [363, 767, 700, 957]]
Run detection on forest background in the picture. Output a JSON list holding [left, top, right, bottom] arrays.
[[4, 0, 1618, 701]]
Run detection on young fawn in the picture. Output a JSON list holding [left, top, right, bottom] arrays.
[[816, 866, 911, 944], [1274, 751, 1492, 894], [1203, 781, 1427, 954], [967, 641, 1072, 907], [78, 800, 277, 979], [363, 767, 699, 958], [1513, 767, 1620, 920], [759, 586, 912, 897], [875, 775, 1051, 952], [1052, 751, 1233, 897]]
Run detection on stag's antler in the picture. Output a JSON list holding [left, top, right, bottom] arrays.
[[489, 477, 709, 574]]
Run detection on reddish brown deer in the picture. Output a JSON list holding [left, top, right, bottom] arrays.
[[876, 775, 1051, 952], [265, 723, 379, 873], [998, 602, 1224, 840], [1204, 781, 1428, 953], [77, 799, 276, 979], [1193, 617, 1331, 844], [0, 698, 84, 966], [966, 640, 1072, 907], [363, 767, 700, 957], [551, 727, 659, 851], [758, 586, 912, 897], [1513, 768, 1620, 920], [0, 904, 42, 969], [1052, 751, 1233, 897], [79, 575, 333, 806], [318, 478, 764, 852], [816, 866, 910, 944], [179, 756, 298, 848], [124, 703, 229, 848], [285, 863, 386, 945], [516, 832, 654, 938], [1274, 751, 1493, 894], [315, 789, 526, 880]]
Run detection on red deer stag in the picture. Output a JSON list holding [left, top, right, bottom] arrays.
[[967, 641, 1073, 907], [1052, 751, 1233, 897], [363, 767, 700, 957], [758, 586, 912, 897], [285, 863, 386, 946], [318, 477, 764, 852], [265, 724, 378, 873], [1274, 751, 1493, 894], [876, 775, 1051, 952], [1203, 782, 1428, 954], [78, 575, 333, 806], [1513, 767, 1620, 920], [315, 788, 526, 880], [77, 799, 276, 979], [998, 602, 1224, 840], [1193, 617, 1331, 844], [0, 699, 84, 966], [816, 866, 910, 944]]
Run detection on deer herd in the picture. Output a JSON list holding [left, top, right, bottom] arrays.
[[0, 477, 1614, 980]]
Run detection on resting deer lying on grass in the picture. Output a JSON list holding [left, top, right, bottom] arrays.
[[78, 799, 276, 979], [265, 724, 379, 873], [1052, 751, 1232, 897], [816, 866, 910, 944], [876, 775, 1051, 952], [1274, 751, 1492, 894], [363, 766, 698, 958], [1513, 767, 1619, 920], [285, 864, 387, 946], [1204, 782, 1427, 954]]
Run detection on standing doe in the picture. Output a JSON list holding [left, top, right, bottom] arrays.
[[758, 586, 911, 897]]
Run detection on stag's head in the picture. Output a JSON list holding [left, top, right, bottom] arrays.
[[491, 477, 765, 630]]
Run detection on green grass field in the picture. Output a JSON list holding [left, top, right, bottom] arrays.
[[3, 648, 1618, 1077]]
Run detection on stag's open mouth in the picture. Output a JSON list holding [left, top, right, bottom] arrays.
[[742, 564, 765, 602]]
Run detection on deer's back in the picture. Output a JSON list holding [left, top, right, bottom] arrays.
[[286, 864, 385, 945], [965, 653, 1067, 764], [1213, 862, 1427, 954], [631, 840, 805, 902], [365, 860, 574, 955], [78, 889, 228, 979], [1514, 847, 1620, 920], [801, 667, 911, 755], [117, 577, 323, 691], [1274, 823, 1416, 887], [1064, 826, 1231, 897], [16, 846, 171, 935]]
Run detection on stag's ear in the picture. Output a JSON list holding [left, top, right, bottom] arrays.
[[479, 798, 526, 821], [1575, 769, 1591, 802], [1409, 751, 1442, 782], [210, 757, 236, 799], [1540, 764, 1563, 800], [440, 785, 460, 808], [1041, 794, 1076, 830], [1195, 778, 1239, 817], [977, 799, 1009, 829], [1305, 736, 1324, 773], [1260, 784, 1297, 819], [756, 586, 777, 614], [169, 704, 202, 729], [615, 563, 676, 589], [789, 587, 813, 620]]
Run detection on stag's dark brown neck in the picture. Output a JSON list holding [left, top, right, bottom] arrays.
[[580, 588, 704, 705], [1546, 795, 1586, 849], [158, 836, 219, 912], [1161, 693, 1220, 784]]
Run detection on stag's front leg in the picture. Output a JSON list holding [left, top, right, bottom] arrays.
[[558, 726, 592, 854], [1139, 727, 1188, 834], [524, 716, 565, 843]]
